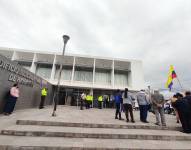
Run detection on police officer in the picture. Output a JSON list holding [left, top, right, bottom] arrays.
[[86, 94, 93, 109], [98, 95, 103, 109], [39, 87, 47, 109]]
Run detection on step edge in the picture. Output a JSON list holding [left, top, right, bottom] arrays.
[[16, 120, 181, 131]]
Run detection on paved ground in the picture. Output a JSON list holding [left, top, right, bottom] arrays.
[[0, 105, 181, 131], [0, 136, 191, 149], [0, 106, 191, 150]]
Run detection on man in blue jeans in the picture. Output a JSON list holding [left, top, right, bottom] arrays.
[[137, 90, 150, 123], [114, 89, 123, 120]]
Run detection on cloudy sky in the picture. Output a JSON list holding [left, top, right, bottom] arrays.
[[0, 0, 191, 90]]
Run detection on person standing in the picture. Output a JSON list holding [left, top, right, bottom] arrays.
[[39, 87, 47, 109], [98, 95, 103, 109], [105, 95, 109, 108], [85, 94, 91, 109], [184, 91, 191, 129], [184, 91, 191, 111], [172, 93, 191, 133], [80, 92, 86, 110], [114, 89, 123, 120], [136, 90, 150, 123], [89, 94, 93, 108], [3, 83, 20, 115], [122, 88, 135, 123], [151, 90, 166, 126], [171, 95, 180, 123]]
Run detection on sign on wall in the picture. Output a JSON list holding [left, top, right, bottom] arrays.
[[0, 56, 44, 87]]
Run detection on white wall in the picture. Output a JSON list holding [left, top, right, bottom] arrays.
[[0, 48, 145, 91], [130, 60, 145, 90]]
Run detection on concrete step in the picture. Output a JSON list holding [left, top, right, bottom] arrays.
[[16, 119, 181, 131], [1, 125, 191, 141], [0, 135, 191, 150]]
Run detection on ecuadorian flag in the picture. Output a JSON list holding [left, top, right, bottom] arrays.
[[166, 65, 177, 90]]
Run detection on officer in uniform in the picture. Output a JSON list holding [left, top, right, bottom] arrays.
[[85, 94, 91, 109], [39, 87, 47, 109], [98, 95, 103, 109]]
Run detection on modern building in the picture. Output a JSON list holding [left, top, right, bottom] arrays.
[[0, 47, 144, 106]]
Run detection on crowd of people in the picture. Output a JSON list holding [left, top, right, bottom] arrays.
[[80, 88, 191, 134], [2, 83, 191, 134], [113, 89, 166, 125]]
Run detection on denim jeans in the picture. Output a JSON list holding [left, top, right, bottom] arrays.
[[139, 105, 148, 122]]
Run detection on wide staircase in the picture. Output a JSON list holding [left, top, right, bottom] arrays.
[[0, 119, 191, 149]]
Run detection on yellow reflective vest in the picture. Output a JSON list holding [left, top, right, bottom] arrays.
[[86, 95, 93, 101], [41, 88, 47, 96], [98, 96, 103, 102], [90, 95, 93, 101]]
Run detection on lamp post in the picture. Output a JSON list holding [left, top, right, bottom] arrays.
[[52, 35, 70, 116]]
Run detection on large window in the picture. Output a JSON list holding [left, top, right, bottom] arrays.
[[74, 67, 93, 82], [36, 64, 52, 79], [55, 66, 72, 81], [95, 69, 111, 85], [18, 61, 31, 71], [114, 70, 128, 86]]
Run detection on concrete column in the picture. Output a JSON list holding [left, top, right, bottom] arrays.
[[127, 70, 132, 88], [93, 58, 96, 86], [90, 88, 94, 107], [11, 51, 17, 61], [30, 53, 37, 73], [112, 59, 115, 88], [50, 54, 57, 81], [130, 60, 145, 90], [71, 56, 76, 83]]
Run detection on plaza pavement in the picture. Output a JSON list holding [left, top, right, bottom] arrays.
[[0, 105, 191, 150]]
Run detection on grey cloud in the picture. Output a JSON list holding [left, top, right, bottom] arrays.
[[0, 0, 191, 90]]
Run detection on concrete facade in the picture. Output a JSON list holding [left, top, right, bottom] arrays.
[[0, 54, 53, 113], [0, 47, 145, 91]]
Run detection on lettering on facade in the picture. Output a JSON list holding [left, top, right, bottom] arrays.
[[0, 58, 43, 86], [8, 74, 33, 87]]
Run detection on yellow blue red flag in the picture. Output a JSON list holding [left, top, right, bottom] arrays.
[[166, 65, 177, 90]]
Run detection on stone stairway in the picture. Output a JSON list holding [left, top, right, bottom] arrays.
[[0, 119, 191, 150]]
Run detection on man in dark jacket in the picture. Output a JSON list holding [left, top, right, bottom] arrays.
[[185, 91, 191, 110], [172, 93, 191, 133], [184, 91, 191, 133]]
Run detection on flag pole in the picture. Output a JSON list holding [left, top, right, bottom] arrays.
[[176, 77, 183, 90]]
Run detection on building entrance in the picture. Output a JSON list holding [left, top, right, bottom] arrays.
[[58, 87, 91, 106]]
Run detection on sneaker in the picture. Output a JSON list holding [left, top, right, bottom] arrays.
[[3, 113, 10, 116], [115, 117, 118, 119], [119, 118, 124, 120], [155, 123, 160, 126], [131, 120, 135, 123], [142, 121, 149, 123]]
